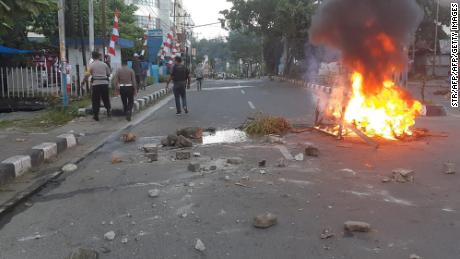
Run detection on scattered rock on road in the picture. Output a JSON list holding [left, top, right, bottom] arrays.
[[294, 153, 304, 161], [193, 152, 201, 157], [266, 135, 285, 144], [104, 231, 116, 241], [443, 162, 456, 174], [209, 165, 217, 171], [111, 155, 123, 164], [381, 177, 392, 183], [188, 162, 201, 172], [145, 152, 158, 162], [66, 248, 99, 259], [392, 168, 415, 183], [161, 134, 178, 146], [121, 236, 128, 244], [148, 189, 160, 198], [62, 163, 78, 173], [344, 221, 371, 232], [276, 158, 287, 168], [195, 238, 206, 252], [142, 144, 158, 153], [176, 151, 191, 160], [305, 145, 319, 157], [409, 254, 422, 259], [122, 133, 136, 143], [176, 135, 193, 148], [253, 213, 278, 229], [258, 160, 266, 167], [177, 127, 203, 139], [227, 157, 243, 165], [320, 228, 335, 239]]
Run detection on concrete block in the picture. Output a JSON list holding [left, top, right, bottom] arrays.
[[2, 155, 31, 177], [26, 149, 44, 168], [0, 163, 15, 185], [137, 99, 145, 108], [143, 96, 150, 104], [78, 108, 87, 116], [55, 138, 67, 154], [57, 134, 77, 148], [134, 101, 140, 111], [32, 142, 57, 161]]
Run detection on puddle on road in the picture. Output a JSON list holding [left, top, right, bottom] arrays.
[[202, 129, 248, 145]]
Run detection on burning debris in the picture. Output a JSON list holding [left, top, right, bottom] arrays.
[[309, 0, 424, 141]]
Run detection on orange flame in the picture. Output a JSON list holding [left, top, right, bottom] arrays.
[[342, 72, 423, 140]]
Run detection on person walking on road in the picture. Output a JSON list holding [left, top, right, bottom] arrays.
[[195, 63, 204, 91], [85, 51, 112, 121], [132, 54, 143, 91], [114, 60, 137, 121], [166, 56, 191, 115]]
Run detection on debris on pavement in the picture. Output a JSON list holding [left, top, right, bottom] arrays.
[[392, 168, 415, 183], [209, 165, 217, 171], [305, 145, 319, 157], [177, 127, 203, 139], [259, 169, 267, 175], [234, 182, 250, 188], [142, 144, 158, 153], [193, 152, 201, 157], [227, 157, 243, 165], [62, 163, 78, 173], [344, 221, 371, 232], [104, 231, 116, 241], [176, 151, 191, 160], [320, 228, 335, 239], [148, 189, 160, 198], [66, 248, 99, 259], [294, 153, 304, 161], [122, 132, 136, 143], [266, 135, 285, 144], [443, 162, 456, 174], [121, 236, 128, 244], [258, 160, 266, 167], [253, 213, 278, 229], [176, 135, 193, 148], [145, 152, 158, 162], [188, 162, 201, 172], [195, 238, 206, 252], [111, 155, 123, 164], [161, 134, 178, 146], [161, 134, 193, 148], [381, 177, 392, 183], [409, 254, 422, 259], [204, 127, 217, 134]]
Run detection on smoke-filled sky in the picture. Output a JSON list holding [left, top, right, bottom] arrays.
[[309, 0, 424, 95]]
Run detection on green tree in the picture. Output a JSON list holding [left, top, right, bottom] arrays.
[[416, 0, 451, 50], [192, 37, 230, 72]]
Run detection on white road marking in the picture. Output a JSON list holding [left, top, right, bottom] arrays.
[[241, 89, 246, 94], [248, 101, 256, 110], [202, 85, 258, 91], [278, 178, 312, 186], [276, 145, 294, 160]]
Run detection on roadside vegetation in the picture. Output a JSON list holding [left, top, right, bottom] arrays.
[[0, 97, 91, 131]]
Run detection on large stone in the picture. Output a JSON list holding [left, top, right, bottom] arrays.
[[188, 162, 201, 172], [177, 127, 203, 139], [253, 213, 278, 229], [148, 189, 160, 198], [66, 248, 99, 259], [344, 221, 371, 232], [104, 231, 116, 241], [227, 157, 243, 165], [176, 135, 193, 148], [145, 153, 158, 162], [121, 133, 136, 143], [392, 168, 414, 183], [409, 254, 422, 259], [142, 144, 158, 153], [444, 162, 456, 174], [161, 135, 178, 147], [305, 145, 319, 157], [62, 163, 78, 173], [195, 239, 206, 252], [176, 151, 191, 160]]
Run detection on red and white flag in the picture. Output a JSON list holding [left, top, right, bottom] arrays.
[[108, 9, 121, 56]]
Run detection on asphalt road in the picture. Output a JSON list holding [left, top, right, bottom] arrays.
[[0, 79, 460, 259]]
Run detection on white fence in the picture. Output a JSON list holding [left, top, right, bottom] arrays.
[[0, 65, 87, 99]]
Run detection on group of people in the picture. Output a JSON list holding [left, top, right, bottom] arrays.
[[85, 51, 198, 121]]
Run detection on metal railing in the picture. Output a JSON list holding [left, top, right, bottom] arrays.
[[0, 65, 86, 99]]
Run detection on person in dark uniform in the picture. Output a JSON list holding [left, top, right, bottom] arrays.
[[114, 60, 137, 121], [85, 51, 111, 121], [166, 56, 191, 115]]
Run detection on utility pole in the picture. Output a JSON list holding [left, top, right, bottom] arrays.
[[432, 0, 440, 77], [78, 0, 88, 95], [89, 0, 95, 52], [101, 0, 107, 57], [173, 0, 176, 32], [58, 0, 68, 107]]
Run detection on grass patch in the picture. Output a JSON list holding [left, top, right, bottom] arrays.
[[0, 97, 91, 130], [243, 114, 291, 136]]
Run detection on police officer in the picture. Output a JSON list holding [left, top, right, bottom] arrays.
[[114, 59, 137, 121], [86, 51, 111, 121]]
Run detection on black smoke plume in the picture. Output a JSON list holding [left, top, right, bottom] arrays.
[[309, 0, 423, 95]]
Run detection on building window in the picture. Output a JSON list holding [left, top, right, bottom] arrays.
[[137, 15, 152, 29], [155, 0, 160, 8]]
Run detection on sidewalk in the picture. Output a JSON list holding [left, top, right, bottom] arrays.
[[0, 83, 169, 162]]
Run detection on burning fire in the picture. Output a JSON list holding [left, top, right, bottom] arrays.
[[340, 71, 423, 140]]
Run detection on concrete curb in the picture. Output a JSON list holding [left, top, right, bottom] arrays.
[[78, 85, 172, 117], [0, 134, 78, 186], [274, 76, 446, 117]]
